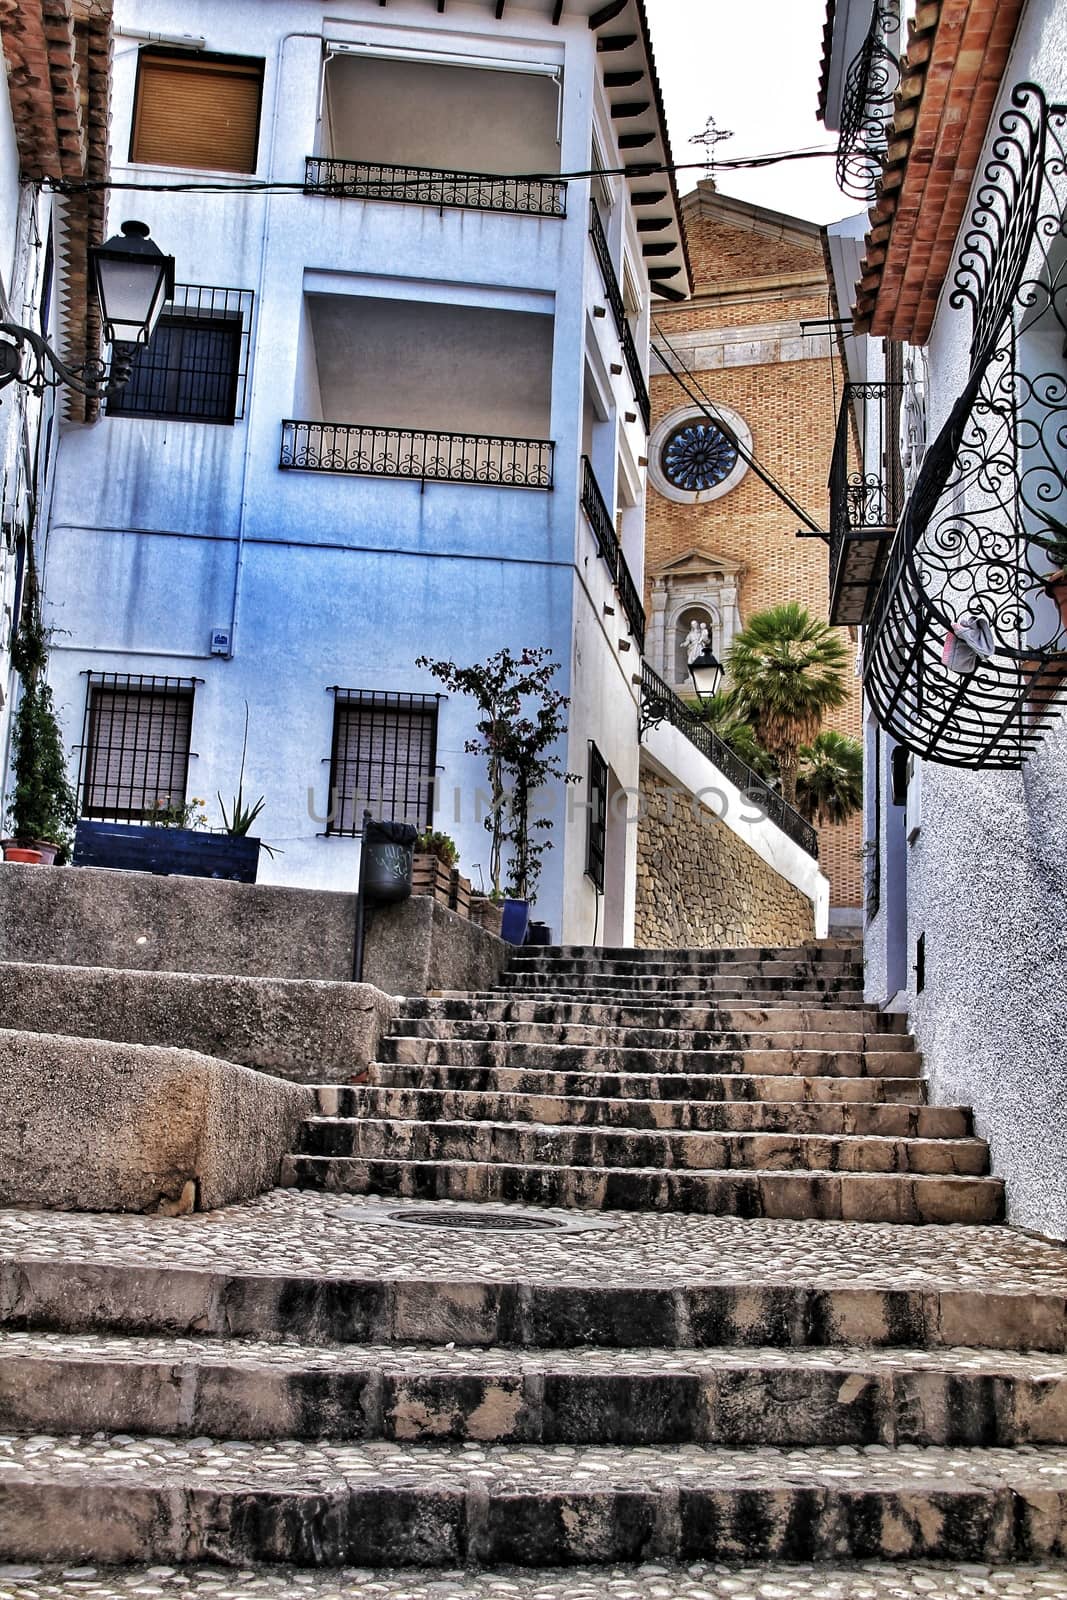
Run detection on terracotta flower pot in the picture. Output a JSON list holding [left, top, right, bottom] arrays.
[[3, 846, 43, 864]]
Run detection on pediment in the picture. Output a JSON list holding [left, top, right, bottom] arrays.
[[647, 547, 744, 583]]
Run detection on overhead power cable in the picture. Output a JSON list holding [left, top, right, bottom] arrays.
[[651, 321, 827, 540]]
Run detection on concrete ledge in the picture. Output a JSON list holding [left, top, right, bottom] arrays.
[[0, 962, 398, 1081], [362, 896, 509, 995], [0, 1029, 313, 1213], [0, 862, 357, 980]]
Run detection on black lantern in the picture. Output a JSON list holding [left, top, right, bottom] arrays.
[[90, 220, 175, 350], [688, 645, 724, 703]]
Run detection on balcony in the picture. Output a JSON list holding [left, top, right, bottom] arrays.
[[835, 0, 901, 202], [280, 421, 553, 490], [312, 51, 565, 221], [580, 456, 645, 650], [304, 158, 566, 220], [589, 205, 651, 432], [828, 382, 903, 626]]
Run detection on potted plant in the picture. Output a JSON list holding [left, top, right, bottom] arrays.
[[1, 570, 77, 865], [412, 829, 459, 906], [1034, 522, 1067, 630], [416, 648, 577, 944]]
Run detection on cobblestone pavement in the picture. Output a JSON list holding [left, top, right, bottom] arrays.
[[1, 1193, 1065, 1291], [2, 1330, 1066, 1381], [0, 1564, 1064, 1599], [4, 1435, 1067, 1491]]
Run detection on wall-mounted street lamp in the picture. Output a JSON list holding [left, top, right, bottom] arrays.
[[688, 644, 724, 704], [0, 220, 175, 400]]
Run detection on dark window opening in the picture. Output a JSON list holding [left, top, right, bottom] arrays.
[[107, 287, 253, 425], [78, 674, 197, 822], [327, 690, 440, 835], [586, 742, 607, 892]]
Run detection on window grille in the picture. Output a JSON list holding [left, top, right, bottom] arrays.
[[107, 286, 253, 424], [131, 49, 263, 173], [586, 742, 607, 892], [326, 690, 440, 835], [78, 673, 198, 822]]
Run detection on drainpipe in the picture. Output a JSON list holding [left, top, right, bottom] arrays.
[[225, 30, 322, 660]]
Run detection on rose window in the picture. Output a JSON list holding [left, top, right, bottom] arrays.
[[660, 420, 739, 493]]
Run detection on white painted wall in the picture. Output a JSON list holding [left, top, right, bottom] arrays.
[[40, 0, 659, 943]]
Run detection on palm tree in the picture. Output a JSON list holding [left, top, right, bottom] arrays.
[[683, 689, 777, 779], [796, 730, 864, 826], [727, 602, 850, 808]]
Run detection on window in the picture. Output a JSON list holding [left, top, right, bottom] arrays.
[[107, 287, 253, 424], [327, 690, 439, 835], [131, 50, 263, 173], [586, 742, 607, 892], [648, 403, 752, 505], [79, 674, 197, 821]]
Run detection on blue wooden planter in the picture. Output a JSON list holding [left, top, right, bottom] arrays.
[[500, 897, 531, 946], [73, 820, 261, 883]]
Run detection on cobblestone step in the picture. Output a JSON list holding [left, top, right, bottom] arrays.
[[321, 1086, 967, 1136], [2, 1561, 1061, 1600], [381, 1037, 922, 1077], [405, 998, 906, 1032], [282, 1154, 1005, 1224], [2, 1334, 1064, 1447], [2, 1436, 1064, 1566], [297, 1118, 989, 1178], [363, 1064, 930, 1103]]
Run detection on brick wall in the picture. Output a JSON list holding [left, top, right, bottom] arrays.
[[647, 185, 863, 907], [635, 768, 815, 949]]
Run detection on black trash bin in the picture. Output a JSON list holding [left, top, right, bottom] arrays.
[[362, 818, 417, 903]]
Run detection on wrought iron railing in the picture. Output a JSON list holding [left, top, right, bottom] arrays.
[[280, 421, 554, 490], [836, 0, 901, 202], [304, 157, 567, 219], [588, 204, 652, 431], [828, 381, 903, 625], [864, 83, 1067, 768], [580, 456, 646, 650], [638, 661, 819, 859]]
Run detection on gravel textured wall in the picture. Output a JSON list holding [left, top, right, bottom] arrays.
[[635, 769, 815, 949]]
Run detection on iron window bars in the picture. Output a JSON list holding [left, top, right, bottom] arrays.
[[638, 661, 819, 859], [106, 285, 254, 423], [326, 689, 441, 835], [77, 673, 199, 821], [588, 203, 652, 432], [828, 381, 904, 626], [835, 0, 902, 202], [586, 741, 608, 891], [304, 157, 567, 220], [864, 83, 1067, 767], [281, 421, 554, 491], [580, 455, 647, 651]]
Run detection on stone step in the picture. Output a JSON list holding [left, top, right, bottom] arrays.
[[362, 1064, 930, 1103], [2, 1333, 1065, 1448], [6, 1232, 1061, 1351], [282, 1154, 1005, 1224], [505, 959, 864, 979], [393, 1017, 912, 1050], [382, 1037, 922, 1077], [402, 999, 908, 1033], [526, 943, 863, 964], [297, 1119, 989, 1178], [4, 1564, 1061, 1600], [321, 1086, 967, 1137], [493, 977, 867, 1000], [2, 1436, 1064, 1565]]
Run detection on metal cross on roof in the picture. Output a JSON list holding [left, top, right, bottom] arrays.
[[690, 116, 735, 178]]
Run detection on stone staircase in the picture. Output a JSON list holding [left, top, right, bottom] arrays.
[[1, 939, 1065, 1578], [282, 943, 1004, 1225]]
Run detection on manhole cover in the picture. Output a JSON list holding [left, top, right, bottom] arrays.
[[384, 1208, 562, 1232]]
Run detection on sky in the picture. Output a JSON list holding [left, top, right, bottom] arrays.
[[643, 0, 850, 226]]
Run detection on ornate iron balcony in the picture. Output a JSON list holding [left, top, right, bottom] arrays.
[[638, 662, 819, 860], [835, 0, 901, 202], [280, 421, 554, 490], [828, 382, 903, 626], [580, 456, 646, 651], [304, 157, 567, 219], [864, 83, 1067, 767], [588, 204, 652, 431]]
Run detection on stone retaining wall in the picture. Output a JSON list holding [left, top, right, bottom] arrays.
[[635, 768, 815, 948]]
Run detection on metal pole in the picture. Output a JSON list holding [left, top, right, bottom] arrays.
[[352, 808, 371, 983]]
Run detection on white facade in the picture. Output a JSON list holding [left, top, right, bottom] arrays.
[[36, 0, 689, 943], [823, 2, 1067, 1237]]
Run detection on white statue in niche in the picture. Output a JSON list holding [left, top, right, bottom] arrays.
[[683, 618, 711, 663]]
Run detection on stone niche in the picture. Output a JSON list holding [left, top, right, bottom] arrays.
[[635, 767, 814, 949], [645, 548, 745, 693]]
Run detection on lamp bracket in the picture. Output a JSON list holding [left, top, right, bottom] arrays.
[[0, 322, 135, 400]]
